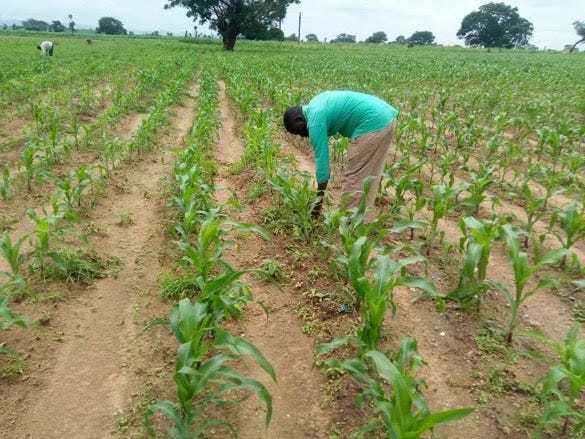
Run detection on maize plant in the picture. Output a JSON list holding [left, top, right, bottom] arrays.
[[448, 216, 499, 311], [513, 179, 548, 249], [426, 181, 468, 255], [267, 168, 319, 240], [0, 164, 14, 201], [492, 224, 568, 345], [322, 340, 474, 438], [177, 207, 270, 282], [25, 198, 81, 275], [169, 164, 216, 244], [459, 164, 496, 216], [322, 207, 388, 283], [20, 142, 41, 191], [382, 162, 424, 216], [56, 165, 105, 212], [0, 230, 29, 296], [316, 251, 436, 357], [144, 298, 275, 438], [523, 322, 585, 437], [549, 200, 585, 268]]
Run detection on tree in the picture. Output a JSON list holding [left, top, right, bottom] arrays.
[[22, 18, 50, 32], [164, 0, 299, 51], [394, 35, 408, 45], [331, 33, 356, 43], [51, 20, 66, 32], [457, 2, 533, 50], [568, 20, 585, 53], [68, 14, 75, 35], [305, 33, 319, 42], [408, 31, 435, 46], [242, 20, 269, 40], [365, 31, 387, 44], [96, 17, 128, 35], [265, 27, 284, 41], [243, 23, 284, 41]]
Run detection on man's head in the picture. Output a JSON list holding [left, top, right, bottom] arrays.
[[283, 106, 309, 137]]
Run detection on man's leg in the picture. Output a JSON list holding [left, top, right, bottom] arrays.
[[342, 120, 396, 211]]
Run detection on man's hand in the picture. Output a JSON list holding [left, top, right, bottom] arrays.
[[312, 181, 328, 219], [311, 200, 323, 219]]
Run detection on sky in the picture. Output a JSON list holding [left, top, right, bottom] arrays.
[[1, 0, 583, 50]]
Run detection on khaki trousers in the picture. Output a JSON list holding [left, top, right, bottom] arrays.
[[341, 119, 396, 211]]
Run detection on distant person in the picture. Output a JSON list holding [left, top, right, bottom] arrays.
[[37, 41, 54, 56], [283, 91, 398, 218]]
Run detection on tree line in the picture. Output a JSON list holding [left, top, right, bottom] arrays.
[[8, 16, 76, 34], [5, 15, 129, 36], [6, 2, 584, 52], [163, 1, 583, 51], [317, 30, 436, 45]]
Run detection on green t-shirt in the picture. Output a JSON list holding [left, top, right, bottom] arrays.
[[302, 91, 398, 184]]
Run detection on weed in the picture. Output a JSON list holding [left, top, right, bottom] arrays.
[[43, 248, 119, 283], [119, 212, 135, 227], [158, 272, 201, 301], [474, 321, 508, 357], [261, 259, 285, 282], [0, 347, 25, 379]]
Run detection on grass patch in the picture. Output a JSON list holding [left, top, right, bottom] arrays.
[[44, 248, 120, 283], [0, 347, 25, 379], [158, 271, 200, 300]]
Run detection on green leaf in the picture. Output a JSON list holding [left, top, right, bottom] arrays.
[[413, 407, 476, 433], [388, 220, 427, 234], [214, 328, 276, 381], [177, 342, 196, 369], [217, 367, 274, 427], [491, 281, 513, 303], [315, 335, 354, 357], [144, 400, 189, 438], [539, 248, 568, 265], [400, 276, 437, 297], [193, 353, 234, 393], [226, 220, 272, 241], [0, 295, 28, 330]]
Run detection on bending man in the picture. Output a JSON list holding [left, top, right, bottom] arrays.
[[37, 41, 54, 56], [283, 90, 398, 218]]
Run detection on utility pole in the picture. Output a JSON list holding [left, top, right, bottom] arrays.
[[298, 11, 301, 43]]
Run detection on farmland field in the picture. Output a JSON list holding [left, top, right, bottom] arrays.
[[1, 33, 584, 438]]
